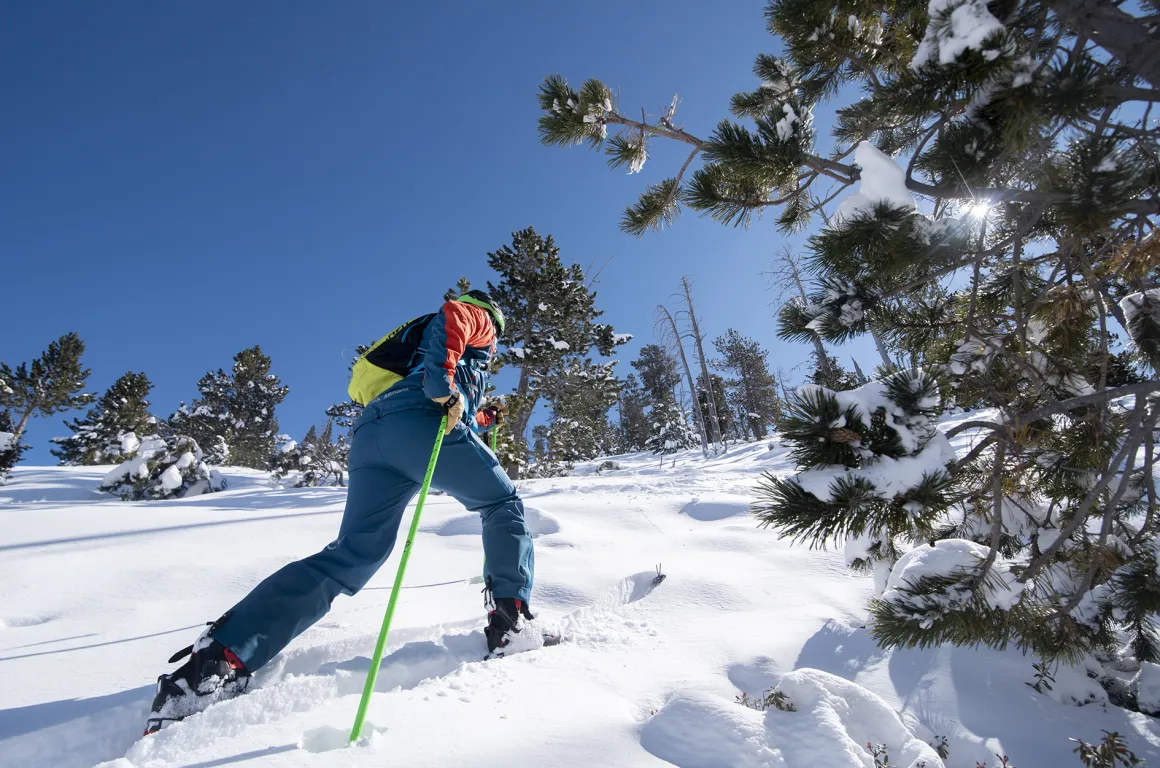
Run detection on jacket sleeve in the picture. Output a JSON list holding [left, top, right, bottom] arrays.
[[421, 301, 496, 399], [474, 409, 494, 429]]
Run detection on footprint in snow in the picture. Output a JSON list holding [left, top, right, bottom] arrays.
[[423, 506, 560, 537], [0, 614, 56, 629], [680, 497, 751, 521]]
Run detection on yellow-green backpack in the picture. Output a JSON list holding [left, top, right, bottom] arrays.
[[347, 313, 436, 406]]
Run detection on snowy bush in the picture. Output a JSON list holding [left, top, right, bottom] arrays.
[[99, 433, 225, 501], [269, 424, 347, 488]]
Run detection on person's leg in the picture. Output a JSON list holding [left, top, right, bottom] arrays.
[[431, 424, 534, 603], [213, 422, 418, 672], [366, 405, 534, 603]]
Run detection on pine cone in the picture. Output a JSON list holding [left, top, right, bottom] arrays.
[[827, 427, 862, 444]]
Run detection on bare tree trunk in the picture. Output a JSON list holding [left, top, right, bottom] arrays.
[[741, 375, 764, 440], [681, 277, 724, 453], [782, 250, 832, 378], [657, 304, 709, 459]]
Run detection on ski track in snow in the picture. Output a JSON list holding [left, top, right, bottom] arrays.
[[3, 434, 1160, 767]]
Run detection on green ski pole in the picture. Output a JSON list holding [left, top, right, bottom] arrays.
[[349, 414, 448, 743], [490, 423, 498, 453]]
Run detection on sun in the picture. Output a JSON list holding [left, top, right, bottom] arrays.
[[964, 200, 992, 218]]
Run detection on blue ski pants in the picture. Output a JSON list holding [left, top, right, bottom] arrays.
[[214, 389, 534, 672]]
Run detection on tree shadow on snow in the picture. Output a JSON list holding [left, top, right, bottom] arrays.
[[178, 744, 299, 768], [0, 623, 203, 662], [0, 509, 340, 554], [0, 632, 99, 652], [886, 642, 941, 701], [793, 620, 887, 680], [945, 646, 1160, 766]]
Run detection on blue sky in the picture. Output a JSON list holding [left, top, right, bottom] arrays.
[[3, 2, 872, 463]]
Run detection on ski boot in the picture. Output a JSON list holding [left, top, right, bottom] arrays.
[[144, 620, 251, 735], [484, 596, 535, 654]]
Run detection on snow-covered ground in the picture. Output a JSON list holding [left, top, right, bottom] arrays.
[[3, 428, 1160, 767]]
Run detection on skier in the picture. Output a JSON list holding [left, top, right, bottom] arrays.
[[145, 290, 534, 734]]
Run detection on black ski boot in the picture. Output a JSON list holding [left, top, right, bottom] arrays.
[[144, 632, 250, 735], [484, 596, 535, 654]]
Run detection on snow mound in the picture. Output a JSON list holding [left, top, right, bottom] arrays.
[[883, 538, 1023, 611], [642, 690, 783, 767], [832, 141, 916, 224], [1046, 659, 1108, 708], [642, 670, 944, 768], [1134, 662, 1160, 716], [768, 669, 945, 767]]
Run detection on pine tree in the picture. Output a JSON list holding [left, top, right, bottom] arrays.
[[541, 359, 621, 465], [631, 344, 681, 402], [537, 0, 1160, 667], [486, 228, 629, 468], [617, 373, 650, 451], [527, 423, 563, 477], [51, 371, 154, 465], [712, 329, 784, 440], [0, 333, 93, 456], [698, 372, 738, 441], [443, 276, 472, 303], [646, 394, 697, 457], [169, 346, 289, 470], [809, 353, 862, 392]]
